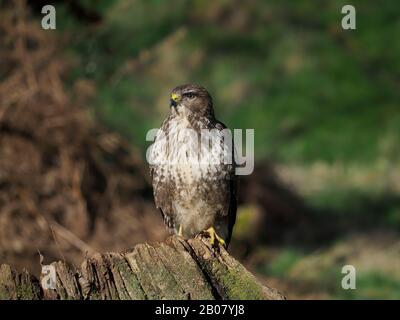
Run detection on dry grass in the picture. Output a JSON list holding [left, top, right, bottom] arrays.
[[0, 0, 166, 276]]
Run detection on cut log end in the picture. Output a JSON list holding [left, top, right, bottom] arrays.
[[0, 235, 285, 300]]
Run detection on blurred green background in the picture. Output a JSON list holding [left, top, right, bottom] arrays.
[[31, 0, 400, 299]]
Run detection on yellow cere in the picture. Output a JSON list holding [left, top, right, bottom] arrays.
[[171, 93, 180, 101]]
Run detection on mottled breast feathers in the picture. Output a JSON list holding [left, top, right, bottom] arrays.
[[149, 84, 237, 246]]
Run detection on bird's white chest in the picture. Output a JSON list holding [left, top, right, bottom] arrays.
[[150, 116, 225, 186]]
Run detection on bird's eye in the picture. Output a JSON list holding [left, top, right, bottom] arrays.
[[184, 93, 196, 99]]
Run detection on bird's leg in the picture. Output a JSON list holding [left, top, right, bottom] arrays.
[[203, 226, 225, 247], [178, 225, 183, 237]]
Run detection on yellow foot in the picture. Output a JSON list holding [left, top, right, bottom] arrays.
[[178, 225, 183, 237], [203, 227, 225, 247]]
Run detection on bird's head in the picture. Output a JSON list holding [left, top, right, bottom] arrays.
[[169, 84, 214, 117]]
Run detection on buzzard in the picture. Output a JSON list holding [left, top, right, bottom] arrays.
[[149, 84, 237, 247]]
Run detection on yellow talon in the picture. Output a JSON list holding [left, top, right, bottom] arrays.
[[178, 225, 183, 237], [204, 227, 225, 247]]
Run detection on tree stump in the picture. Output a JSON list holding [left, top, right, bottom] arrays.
[[0, 236, 285, 300]]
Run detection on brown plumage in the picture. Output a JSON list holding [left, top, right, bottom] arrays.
[[149, 84, 237, 246]]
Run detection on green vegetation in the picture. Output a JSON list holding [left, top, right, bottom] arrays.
[[263, 249, 304, 278], [39, 0, 400, 299], [259, 238, 400, 299], [53, 0, 400, 164], [338, 272, 400, 300]]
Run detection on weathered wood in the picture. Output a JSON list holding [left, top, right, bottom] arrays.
[[0, 236, 285, 300], [0, 264, 41, 300]]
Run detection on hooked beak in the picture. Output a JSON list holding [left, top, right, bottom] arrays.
[[170, 99, 177, 107], [170, 92, 180, 107]]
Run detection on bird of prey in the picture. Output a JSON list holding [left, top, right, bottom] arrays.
[[149, 84, 237, 247]]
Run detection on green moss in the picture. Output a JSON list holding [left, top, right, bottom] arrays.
[[208, 259, 266, 300], [0, 287, 13, 300], [16, 283, 40, 300], [89, 290, 102, 300], [222, 271, 266, 300]]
